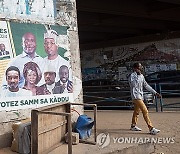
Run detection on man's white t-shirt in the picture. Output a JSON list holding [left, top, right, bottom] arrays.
[[0, 88, 32, 98]]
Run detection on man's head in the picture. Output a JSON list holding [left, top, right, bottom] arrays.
[[22, 32, 36, 57], [59, 65, 69, 83], [0, 43, 5, 51], [133, 63, 144, 74], [44, 30, 59, 59], [44, 65, 56, 85], [5, 66, 20, 92]]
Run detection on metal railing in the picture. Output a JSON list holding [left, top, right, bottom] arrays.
[[143, 83, 159, 112], [159, 82, 180, 111], [83, 89, 133, 109], [83, 83, 159, 111]]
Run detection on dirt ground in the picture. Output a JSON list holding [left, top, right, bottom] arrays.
[[85, 110, 180, 154], [0, 109, 180, 154]]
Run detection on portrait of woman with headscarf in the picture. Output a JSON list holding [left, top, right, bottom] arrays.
[[23, 61, 42, 95]]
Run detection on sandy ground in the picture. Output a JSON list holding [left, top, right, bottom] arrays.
[[0, 108, 180, 153], [85, 110, 180, 154]]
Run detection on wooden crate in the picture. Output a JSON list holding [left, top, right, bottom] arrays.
[[31, 102, 72, 154]]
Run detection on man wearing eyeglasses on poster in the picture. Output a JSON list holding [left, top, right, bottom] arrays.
[[43, 29, 70, 83]]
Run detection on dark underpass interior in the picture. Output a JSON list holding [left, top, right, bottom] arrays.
[[76, 0, 180, 109], [77, 0, 180, 50]]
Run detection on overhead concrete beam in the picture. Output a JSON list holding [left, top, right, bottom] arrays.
[[77, 0, 180, 22], [157, 0, 180, 5], [80, 31, 180, 50]]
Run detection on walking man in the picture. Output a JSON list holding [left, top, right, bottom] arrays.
[[129, 62, 161, 135]]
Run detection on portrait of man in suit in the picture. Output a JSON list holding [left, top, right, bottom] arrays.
[[57, 65, 73, 93]]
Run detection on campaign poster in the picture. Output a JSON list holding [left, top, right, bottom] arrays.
[[0, 20, 73, 111], [0, 0, 56, 23]]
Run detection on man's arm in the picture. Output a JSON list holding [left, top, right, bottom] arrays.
[[143, 77, 161, 98]]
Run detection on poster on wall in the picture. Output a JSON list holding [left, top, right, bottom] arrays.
[[0, 21, 14, 84], [0, 0, 56, 23], [0, 20, 73, 111]]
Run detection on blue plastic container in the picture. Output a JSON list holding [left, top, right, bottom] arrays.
[[75, 115, 94, 139]]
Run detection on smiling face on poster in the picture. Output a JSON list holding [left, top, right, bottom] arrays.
[[0, 20, 73, 111], [22, 32, 37, 57]]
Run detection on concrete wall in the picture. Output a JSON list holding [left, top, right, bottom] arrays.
[[0, 0, 82, 148], [81, 38, 180, 81]]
